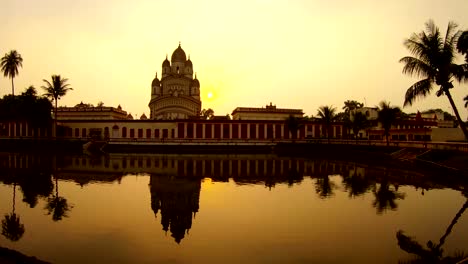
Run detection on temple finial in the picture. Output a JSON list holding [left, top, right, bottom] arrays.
[[179, 41, 181, 47]]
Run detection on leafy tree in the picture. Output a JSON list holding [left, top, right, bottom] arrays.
[[350, 111, 370, 139], [0, 50, 23, 95], [317, 105, 337, 142], [342, 100, 363, 114], [200, 108, 214, 120], [377, 101, 400, 146], [400, 20, 468, 140], [41, 75, 73, 137]]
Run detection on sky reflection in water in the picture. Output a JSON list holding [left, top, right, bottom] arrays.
[[0, 153, 467, 264]]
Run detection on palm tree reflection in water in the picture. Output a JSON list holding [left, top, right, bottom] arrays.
[[1, 183, 25, 242], [45, 176, 72, 221], [397, 193, 468, 263]]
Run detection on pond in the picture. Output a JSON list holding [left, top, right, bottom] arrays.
[[0, 153, 467, 263]]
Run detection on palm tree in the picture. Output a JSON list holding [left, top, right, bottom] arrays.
[[464, 95, 468, 108], [0, 50, 23, 95], [317, 105, 337, 143], [1, 183, 25, 241], [41, 75, 73, 137], [457, 30, 468, 62], [400, 20, 468, 140], [377, 101, 400, 146]]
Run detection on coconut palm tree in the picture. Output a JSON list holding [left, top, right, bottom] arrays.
[[1, 183, 25, 241], [41, 75, 73, 137], [317, 105, 337, 143], [377, 101, 400, 146], [457, 30, 468, 62], [400, 20, 468, 140], [0, 50, 23, 95]]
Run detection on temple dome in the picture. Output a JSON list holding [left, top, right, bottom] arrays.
[[152, 73, 160, 87], [185, 58, 193, 67], [191, 78, 200, 88], [162, 57, 170, 67], [171, 44, 186, 62]]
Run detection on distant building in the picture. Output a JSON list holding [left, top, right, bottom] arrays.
[[149, 44, 201, 120], [232, 103, 303, 120], [56, 103, 129, 120]]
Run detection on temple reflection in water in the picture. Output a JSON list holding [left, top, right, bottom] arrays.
[[0, 152, 452, 243]]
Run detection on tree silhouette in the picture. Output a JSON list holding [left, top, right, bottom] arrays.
[[372, 180, 405, 214], [400, 20, 468, 140], [396, 195, 468, 263], [1, 183, 25, 242], [0, 50, 23, 95], [41, 75, 73, 137], [377, 101, 400, 146], [342, 167, 373, 198], [200, 108, 214, 120], [350, 111, 370, 140], [456, 30, 468, 62], [315, 175, 335, 199], [45, 176, 72, 221], [286, 115, 302, 139], [316, 105, 337, 143]]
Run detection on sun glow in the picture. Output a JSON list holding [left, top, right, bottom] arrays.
[[207, 92, 213, 99]]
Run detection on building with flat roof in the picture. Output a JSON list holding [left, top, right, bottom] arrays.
[[56, 103, 129, 120], [232, 103, 303, 120]]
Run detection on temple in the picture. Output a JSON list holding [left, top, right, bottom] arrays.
[[149, 44, 201, 120]]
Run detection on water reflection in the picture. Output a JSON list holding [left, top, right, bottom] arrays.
[[1, 183, 25, 242], [0, 152, 467, 248], [150, 175, 200, 243], [396, 192, 468, 263]]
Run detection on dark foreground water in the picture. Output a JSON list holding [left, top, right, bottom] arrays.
[[0, 153, 467, 264]]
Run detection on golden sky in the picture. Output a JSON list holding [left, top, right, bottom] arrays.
[[1, 0, 467, 119]]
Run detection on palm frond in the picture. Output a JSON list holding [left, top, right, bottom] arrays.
[[404, 79, 432, 106], [399, 56, 434, 78]]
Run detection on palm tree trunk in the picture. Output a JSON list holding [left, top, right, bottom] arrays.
[[54, 99, 58, 138], [11, 78, 14, 96], [446, 91, 468, 140]]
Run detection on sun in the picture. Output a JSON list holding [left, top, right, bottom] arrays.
[[207, 92, 213, 99]]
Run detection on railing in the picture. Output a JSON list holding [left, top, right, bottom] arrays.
[[105, 137, 468, 152]]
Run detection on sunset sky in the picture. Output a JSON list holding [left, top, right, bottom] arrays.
[[1, 0, 468, 119]]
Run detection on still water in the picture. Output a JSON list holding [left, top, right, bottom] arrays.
[[0, 153, 467, 263]]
